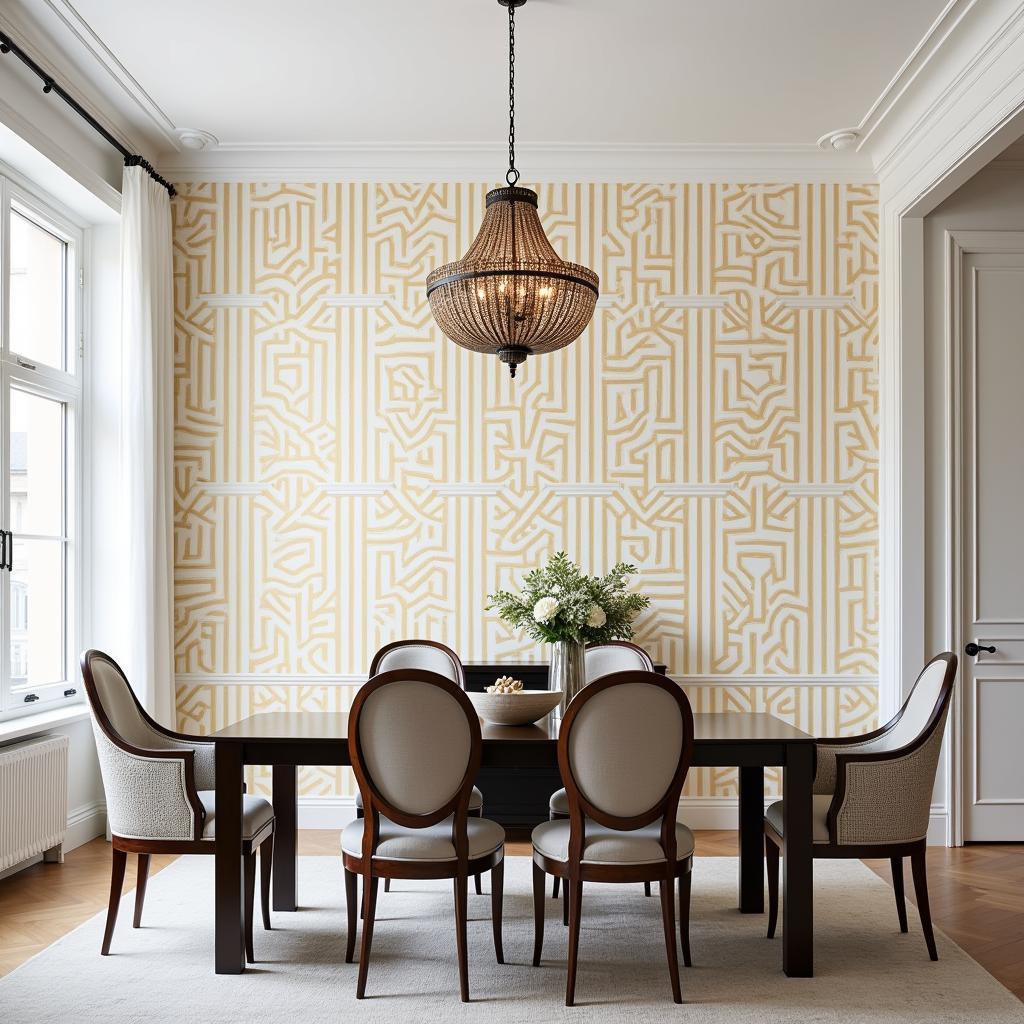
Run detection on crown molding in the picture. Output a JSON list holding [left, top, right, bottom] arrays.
[[0, 5, 155, 162], [159, 141, 875, 184]]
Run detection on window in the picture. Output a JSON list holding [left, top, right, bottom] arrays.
[[1, 175, 83, 721]]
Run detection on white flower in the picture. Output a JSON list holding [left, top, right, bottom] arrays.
[[549, 585, 561, 594], [587, 604, 607, 628], [534, 596, 559, 623]]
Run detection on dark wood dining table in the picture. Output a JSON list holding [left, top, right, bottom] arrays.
[[212, 709, 815, 977]]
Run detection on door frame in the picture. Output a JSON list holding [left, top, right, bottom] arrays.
[[944, 231, 1024, 845]]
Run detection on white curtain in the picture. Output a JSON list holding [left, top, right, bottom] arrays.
[[119, 165, 176, 726]]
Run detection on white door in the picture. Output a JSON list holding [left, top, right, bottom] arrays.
[[962, 248, 1024, 841]]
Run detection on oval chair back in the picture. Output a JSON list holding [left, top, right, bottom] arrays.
[[348, 669, 482, 862], [584, 641, 654, 683], [368, 640, 465, 688], [558, 671, 694, 864]]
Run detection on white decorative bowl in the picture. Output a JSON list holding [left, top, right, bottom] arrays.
[[469, 689, 562, 727]]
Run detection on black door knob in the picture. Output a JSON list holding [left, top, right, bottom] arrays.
[[965, 642, 996, 657]]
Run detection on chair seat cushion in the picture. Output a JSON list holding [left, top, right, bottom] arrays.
[[355, 785, 483, 812], [198, 792, 274, 841], [549, 787, 569, 815], [531, 817, 695, 865], [342, 815, 505, 862], [764, 796, 833, 843]]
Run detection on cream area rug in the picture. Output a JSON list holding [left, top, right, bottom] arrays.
[[0, 855, 1019, 1023]]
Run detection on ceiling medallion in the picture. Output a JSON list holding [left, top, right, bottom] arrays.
[[425, 0, 599, 379]]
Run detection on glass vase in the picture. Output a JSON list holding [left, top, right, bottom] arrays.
[[549, 639, 586, 720]]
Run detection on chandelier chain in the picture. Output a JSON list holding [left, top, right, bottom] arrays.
[[506, 1, 518, 186]]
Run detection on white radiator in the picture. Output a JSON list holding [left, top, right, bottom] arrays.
[[0, 735, 69, 872]]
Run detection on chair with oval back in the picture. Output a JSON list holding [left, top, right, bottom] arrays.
[[342, 668, 506, 1002], [549, 641, 655, 905], [361, 641, 485, 896], [531, 670, 696, 1006], [81, 649, 275, 961], [764, 652, 958, 961]]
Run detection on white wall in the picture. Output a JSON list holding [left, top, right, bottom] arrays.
[[921, 162, 1024, 841]]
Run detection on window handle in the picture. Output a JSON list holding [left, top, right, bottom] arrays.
[[23, 693, 39, 703], [0, 530, 6, 571], [3, 531, 11, 571]]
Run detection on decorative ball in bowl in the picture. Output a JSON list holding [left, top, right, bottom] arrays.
[[469, 676, 562, 726]]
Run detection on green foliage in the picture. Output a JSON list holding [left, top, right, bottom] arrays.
[[487, 551, 650, 645]]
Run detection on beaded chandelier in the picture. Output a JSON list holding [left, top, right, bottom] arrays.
[[425, 0, 599, 379]]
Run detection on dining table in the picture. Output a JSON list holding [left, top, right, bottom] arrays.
[[211, 705, 815, 978]]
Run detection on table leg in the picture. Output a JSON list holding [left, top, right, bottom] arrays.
[[782, 742, 814, 977], [272, 764, 298, 912], [215, 741, 245, 974], [738, 765, 765, 913]]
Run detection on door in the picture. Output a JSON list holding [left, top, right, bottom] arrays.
[[962, 249, 1024, 841]]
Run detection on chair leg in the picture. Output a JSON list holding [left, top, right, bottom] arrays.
[[244, 852, 256, 964], [659, 877, 683, 1004], [475, 872, 483, 896], [491, 857, 504, 964], [260, 834, 273, 931], [644, 881, 652, 898], [133, 854, 150, 928], [563, 879, 569, 926], [344, 867, 357, 964], [384, 877, 391, 893], [891, 855, 908, 933], [910, 845, 938, 961], [101, 847, 127, 955], [532, 861, 546, 967], [765, 835, 780, 939], [356, 875, 378, 998], [552, 875, 560, 899], [679, 869, 692, 967], [565, 878, 584, 1007], [454, 871, 470, 1003]]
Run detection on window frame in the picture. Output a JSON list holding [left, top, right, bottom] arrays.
[[0, 170, 85, 723]]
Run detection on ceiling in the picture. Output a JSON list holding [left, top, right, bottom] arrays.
[[1, 0, 951, 160]]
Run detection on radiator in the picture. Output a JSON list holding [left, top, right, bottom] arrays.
[[0, 735, 69, 872]]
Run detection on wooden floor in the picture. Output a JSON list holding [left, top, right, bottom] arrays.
[[1, 831, 1021, 1002]]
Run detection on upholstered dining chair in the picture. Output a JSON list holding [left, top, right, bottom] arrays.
[[549, 640, 655, 906], [360, 640, 485, 896], [342, 668, 506, 1002], [764, 652, 958, 961], [531, 670, 696, 1006], [81, 649, 275, 960]]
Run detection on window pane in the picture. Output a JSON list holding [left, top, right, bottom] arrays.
[[9, 389, 64, 537], [8, 537, 65, 689], [9, 209, 66, 370]]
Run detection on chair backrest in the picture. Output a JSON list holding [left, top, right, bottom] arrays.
[[81, 649, 161, 749], [875, 652, 958, 753], [584, 641, 654, 683], [349, 669, 481, 824], [368, 640, 465, 688], [559, 670, 694, 831]]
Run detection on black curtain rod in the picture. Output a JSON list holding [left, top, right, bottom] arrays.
[[0, 30, 176, 197]]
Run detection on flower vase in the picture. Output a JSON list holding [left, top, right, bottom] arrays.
[[549, 639, 585, 719]]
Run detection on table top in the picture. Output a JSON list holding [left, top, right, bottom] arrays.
[[212, 710, 813, 745]]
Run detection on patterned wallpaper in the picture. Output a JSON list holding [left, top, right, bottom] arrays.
[[171, 181, 880, 802]]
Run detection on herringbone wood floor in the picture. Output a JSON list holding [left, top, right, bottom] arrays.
[[1, 832, 1021, 1001]]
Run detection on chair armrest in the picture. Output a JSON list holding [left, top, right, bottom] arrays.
[[813, 737, 887, 794], [825, 725, 947, 845], [90, 720, 205, 841]]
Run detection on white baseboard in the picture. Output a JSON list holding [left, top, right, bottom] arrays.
[[0, 800, 106, 881], [927, 805, 947, 847], [298, 796, 357, 830], [676, 797, 772, 831], [66, 799, 106, 852]]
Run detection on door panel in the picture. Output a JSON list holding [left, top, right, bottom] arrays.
[[963, 251, 1024, 841]]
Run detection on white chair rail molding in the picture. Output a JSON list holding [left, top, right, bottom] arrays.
[[1, 1, 1023, 1020]]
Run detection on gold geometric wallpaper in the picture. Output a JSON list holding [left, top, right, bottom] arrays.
[[171, 181, 880, 802]]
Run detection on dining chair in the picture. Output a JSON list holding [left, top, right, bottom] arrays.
[[764, 652, 958, 961], [549, 640, 655, 908], [342, 668, 506, 1002], [81, 649, 275, 961], [360, 640, 485, 896], [531, 670, 696, 1006]]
